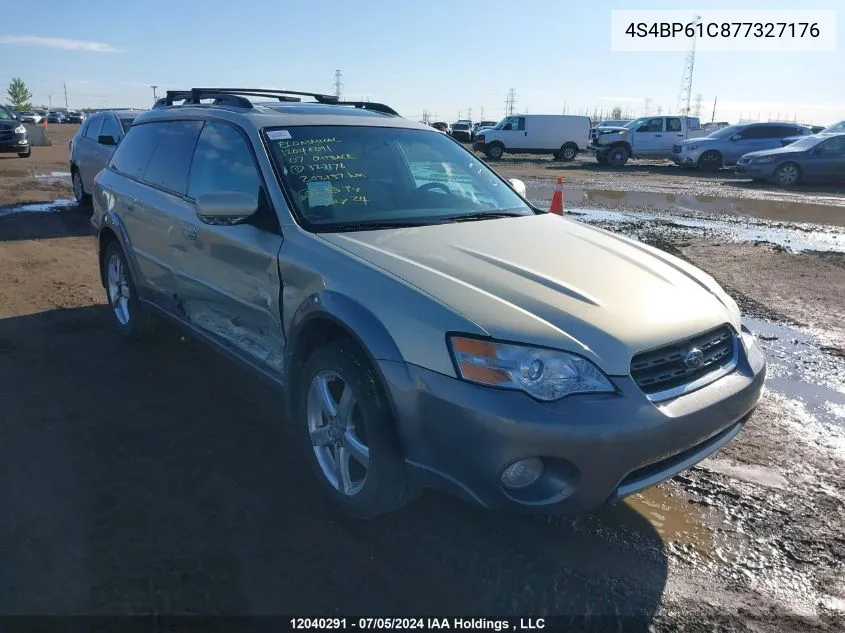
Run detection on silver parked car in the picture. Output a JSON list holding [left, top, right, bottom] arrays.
[[69, 109, 143, 206], [672, 122, 812, 171], [91, 88, 766, 519]]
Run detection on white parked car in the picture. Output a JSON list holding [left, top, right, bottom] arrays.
[[473, 114, 591, 161], [17, 111, 43, 124]]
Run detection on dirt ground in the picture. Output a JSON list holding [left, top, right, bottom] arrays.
[[1, 125, 844, 631]]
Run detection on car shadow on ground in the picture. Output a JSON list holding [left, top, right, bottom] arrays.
[[0, 306, 668, 624], [0, 207, 90, 242]]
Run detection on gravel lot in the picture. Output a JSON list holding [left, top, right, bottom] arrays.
[[0, 125, 843, 631]]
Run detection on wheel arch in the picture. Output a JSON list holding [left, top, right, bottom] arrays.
[[96, 213, 142, 290], [283, 291, 407, 427]]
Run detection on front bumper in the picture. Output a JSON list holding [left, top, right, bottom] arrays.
[[735, 161, 777, 179], [671, 150, 704, 166], [0, 134, 29, 153], [380, 335, 766, 513]]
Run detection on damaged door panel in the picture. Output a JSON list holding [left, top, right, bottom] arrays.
[[174, 222, 285, 374]]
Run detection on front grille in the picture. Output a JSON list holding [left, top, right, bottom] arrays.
[[0, 131, 13, 143], [631, 324, 736, 396], [672, 144, 682, 153]]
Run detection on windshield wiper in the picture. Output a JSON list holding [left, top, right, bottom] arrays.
[[321, 219, 434, 232], [441, 211, 527, 223]]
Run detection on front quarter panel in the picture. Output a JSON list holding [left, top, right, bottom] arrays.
[[279, 230, 488, 378]]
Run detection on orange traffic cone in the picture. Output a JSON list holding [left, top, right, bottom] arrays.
[[549, 176, 564, 215]]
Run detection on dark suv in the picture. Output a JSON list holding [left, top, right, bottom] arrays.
[[0, 106, 30, 158]]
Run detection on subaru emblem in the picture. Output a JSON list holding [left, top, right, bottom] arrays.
[[684, 347, 704, 369]]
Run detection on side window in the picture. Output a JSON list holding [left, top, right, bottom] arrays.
[[513, 117, 525, 131], [188, 122, 261, 200], [99, 116, 120, 141], [666, 118, 682, 132], [687, 117, 701, 130], [819, 136, 845, 153], [640, 118, 664, 132], [109, 123, 161, 179], [739, 126, 767, 140], [84, 116, 103, 140], [142, 121, 204, 195]]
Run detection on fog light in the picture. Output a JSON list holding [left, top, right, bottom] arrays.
[[501, 458, 543, 490]]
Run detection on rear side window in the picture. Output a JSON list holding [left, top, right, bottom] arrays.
[[187, 122, 261, 200], [666, 118, 681, 132], [100, 116, 120, 141], [84, 117, 103, 140], [109, 123, 160, 179], [142, 121, 203, 195]]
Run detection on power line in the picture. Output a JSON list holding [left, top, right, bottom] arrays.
[[504, 88, 516, 116]]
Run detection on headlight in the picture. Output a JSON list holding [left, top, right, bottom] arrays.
[[685, 144, 699, 151], [753, 156, 777, 164], [448, 336, 615, 401], [476, 135, 485, 142], [740, 324, 757, 353], [14, 125, 26, 134]]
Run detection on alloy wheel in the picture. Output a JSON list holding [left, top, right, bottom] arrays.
[[307, 370, 370, 496], [106, 253, 131, 325]]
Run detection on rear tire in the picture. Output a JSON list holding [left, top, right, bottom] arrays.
[[560, 143, 578, 161], [485, 142, 504, 160], [71, 167, 91, 207], [297, 340, 418, 519], [607, 145, 629, 167], [102, 241, 153, 339]]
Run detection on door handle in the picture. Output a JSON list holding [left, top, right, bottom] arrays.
[[655, 134, 662, 137], [524, 131, 527, 136], [677, 134, 684, 137]]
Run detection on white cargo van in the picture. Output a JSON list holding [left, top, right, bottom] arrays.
[[473, 114, 591, 160]]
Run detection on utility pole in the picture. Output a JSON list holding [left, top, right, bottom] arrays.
[[467, 107, 472, 121], [643, 97, 653, 116], [333, 69, 343, 100], [63, 82, 68, 109], [711, 96, 717, 122], [480, 105, 484, 120], [676, 14, 701, 115], [48, 95, 53, 109], [150, 85, 158, 102]]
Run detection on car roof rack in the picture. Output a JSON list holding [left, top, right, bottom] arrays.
[[155, 88, 399, 116]]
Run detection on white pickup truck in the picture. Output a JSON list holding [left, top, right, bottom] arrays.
[[589, 115, 708, 166]]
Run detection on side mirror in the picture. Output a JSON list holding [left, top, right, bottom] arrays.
[[195, 191, 258, 225], [508, 178, 527, 197], [98, 135, 117, 146]]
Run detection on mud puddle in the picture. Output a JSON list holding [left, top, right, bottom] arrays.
[[33, 171, 71, 185], [0, 199, 78, 218], [744, 317, 845, 430]]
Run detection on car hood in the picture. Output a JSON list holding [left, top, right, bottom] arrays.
[[595, 126, 628, 134], [741, 144, 807, 159], [681, 136, 719, 146], [319, 214, 741, 375], [0, 119, 22, 130]]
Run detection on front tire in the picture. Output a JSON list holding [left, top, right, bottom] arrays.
[[298, 341, 417, 519], [103, 241, 152, 339], [607, 145, 629, 167], [18, 148, 31, 158], [774, 162, 801, 187], [596, 152, 609, 165], [697, 150, 723, 172], [485, 142, 504, 160]]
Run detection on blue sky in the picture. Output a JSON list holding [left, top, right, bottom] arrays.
[[1, 0, 842, 124]]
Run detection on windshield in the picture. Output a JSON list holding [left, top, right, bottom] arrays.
[[784, 135, 824, 150], [822, 120, 845, 134], [707, 124, 744, 139], [623, 117, 649, 129], [0, 107, 15, 121], [266, 125, 533, 231], [452, 123, 469, 130]]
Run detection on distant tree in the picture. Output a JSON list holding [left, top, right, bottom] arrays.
[[6, 78, 32, 111], [610, 105, 623, 120]]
